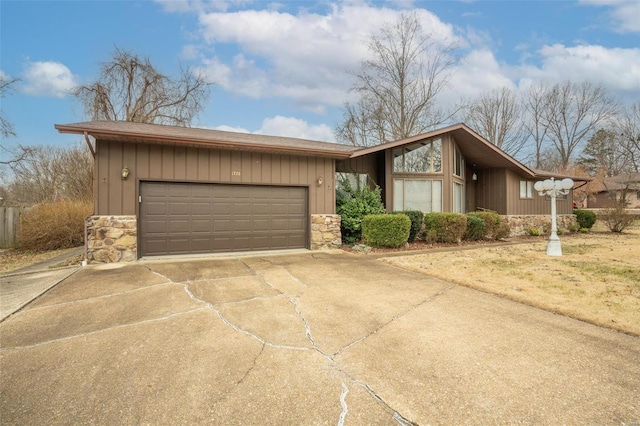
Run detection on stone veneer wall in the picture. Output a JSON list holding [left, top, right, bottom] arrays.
[[310, 214, 342, 250], [503, 214, 577, 237], [86, 216, 137, 263]]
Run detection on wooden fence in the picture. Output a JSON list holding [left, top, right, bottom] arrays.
[[0, 207, 27, 249]]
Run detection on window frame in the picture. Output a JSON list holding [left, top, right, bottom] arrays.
[[392, 138, 443, 174], [520, 181, 534, 199], [393, 178, 443, 213]]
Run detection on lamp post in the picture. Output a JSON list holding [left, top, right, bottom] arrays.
[[533, 177, 574, 256]]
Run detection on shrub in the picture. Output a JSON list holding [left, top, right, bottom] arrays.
[[495, 222, 511, 240], [568, 222, 581, 233], [526, 228, 541, 236], [391, 210, 424, 242], [602, 202, 635, 233], [423, 213, 467, 243], [18, 199, 92, 251], [362, 214, 411, 248], [467, 211, 502, 240], [574, 209, 597, 230], [464, 215, 486, 241], [336, 181, 385, 244]]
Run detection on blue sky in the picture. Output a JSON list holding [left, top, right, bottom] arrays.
[[1, 0, 639, 160]]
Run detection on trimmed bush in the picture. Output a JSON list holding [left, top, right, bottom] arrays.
[[574, 209, 597, 230], [568, 222, 581, 233], [336, 181, 385, 244], [467, 211, 502, 240], [362, 214, 411, 248], [423, 213, 467, 243], [392, 210, 424, 242], [495, 222, 512, 240], [18, 199, 92, 251], [464, 215, 486, 241]]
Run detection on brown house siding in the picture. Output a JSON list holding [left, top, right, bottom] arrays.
[[475, 169, 507, 213], [95, 140, 336, 216], [505, 170, 573, 215]]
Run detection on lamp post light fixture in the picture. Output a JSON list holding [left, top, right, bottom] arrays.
[[533, 177, 574, 256]]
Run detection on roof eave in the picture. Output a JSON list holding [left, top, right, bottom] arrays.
[[55, 124, 354, 159]]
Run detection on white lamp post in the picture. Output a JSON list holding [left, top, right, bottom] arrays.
[[533, 177, 574, 256]]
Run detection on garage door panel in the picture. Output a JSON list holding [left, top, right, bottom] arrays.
[[140, 182, 308, 256]]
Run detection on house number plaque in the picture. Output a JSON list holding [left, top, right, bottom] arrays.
[[232, 170, 241, 176]]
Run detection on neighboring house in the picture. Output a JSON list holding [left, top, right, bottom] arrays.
[[588, 173, 640, 209], [56, 121, 585, 262]]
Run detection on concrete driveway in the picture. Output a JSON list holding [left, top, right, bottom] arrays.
[[1, 251, 638, 424]]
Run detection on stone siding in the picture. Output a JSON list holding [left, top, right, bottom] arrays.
[[86, 216, 137, 263], [503, 214, 577, 237], [310, 214, 342, 250]]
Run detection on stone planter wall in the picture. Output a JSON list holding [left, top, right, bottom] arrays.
[[310, 214, 342, 250], [86, 216, 137, 263], [503, 214, 577, 237]]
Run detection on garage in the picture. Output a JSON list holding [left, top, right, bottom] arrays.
[[140, 182, 308, 257]]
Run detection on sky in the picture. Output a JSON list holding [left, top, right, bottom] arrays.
[[1, 0, 639, 161]]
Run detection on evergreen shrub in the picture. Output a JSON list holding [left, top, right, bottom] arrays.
[[362, 214, 411, 248], [423, 213, 467, 243]]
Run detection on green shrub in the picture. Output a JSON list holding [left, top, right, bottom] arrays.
[[423, 213, 467, 243], [391, 210, 424, 242], [467, 211, 502, 239], [568, 222, 581, 233], [580, 227, 590, 233], [362, 214, 411, 248], [18, 200, 92, 251], [526, 228, 541, 236], [574, 209, 597, 230], [336, 181, 385, 244], [464, 215, 486, 241]]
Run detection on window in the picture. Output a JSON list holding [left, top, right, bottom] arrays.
[[336, 172, 368, 191], [393, 139, 442, 173], [453, 146, 464, 177], [453, 182, 464, 213], [520, 181, 534, 199], [393, 179, 442, 212]]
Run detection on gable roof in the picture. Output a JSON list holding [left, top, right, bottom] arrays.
[[55, 120, 358, 159], [350, 123, 590, 181]]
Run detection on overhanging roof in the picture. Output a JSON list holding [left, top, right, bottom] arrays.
[[55, 120, 359, 159]]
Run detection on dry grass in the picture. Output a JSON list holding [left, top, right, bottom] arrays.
[[382, 221, 640, 336], [0, 247, 80, 274]]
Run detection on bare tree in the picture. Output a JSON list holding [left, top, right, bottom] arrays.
[[336, 13, 458, 146], [615, 100, 640, 172], [5, 144, 93, 205], [540, 80, 618, 169], [73, 47, 211, 126], [462, 87, 527, 158], [1, 74, 20, 138], [522, 81, 550, 169]]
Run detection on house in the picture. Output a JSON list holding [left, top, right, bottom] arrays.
[[56, 121, 584, 262], [587, 173, 640, 209]]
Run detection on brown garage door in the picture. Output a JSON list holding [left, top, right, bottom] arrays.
[[139, 182, 308, 257]]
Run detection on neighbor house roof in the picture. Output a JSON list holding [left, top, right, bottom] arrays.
[[55, 120, 359, 159], [591, 173, 640, 192]]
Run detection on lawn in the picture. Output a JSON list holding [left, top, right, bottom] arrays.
[[0, 247, 81, 274], [382, 221, 640, 336]]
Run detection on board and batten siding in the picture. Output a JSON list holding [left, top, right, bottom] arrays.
[[475, 168, 507, 214], [94, 140, 336, 216], [505, 170, 573, 215]]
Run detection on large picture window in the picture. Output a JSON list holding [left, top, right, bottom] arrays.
[[454, 146, 464, 177], [393, 179, 442, 213], [393, 139, 442, 173]]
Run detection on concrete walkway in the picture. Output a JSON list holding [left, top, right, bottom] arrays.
[[1, 251, 638, 424], [0, 247, 83, 321]]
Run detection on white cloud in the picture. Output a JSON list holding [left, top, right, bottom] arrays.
[[194, 4, 459, 111], [516, 44, 640, 98], [580, 0, 640, 33], [212, 116, 336, 142], [256, 116, 336, 141], [22, 61, 77, 98]]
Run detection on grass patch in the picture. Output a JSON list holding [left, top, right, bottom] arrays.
[[382, 223, 640, 336]]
